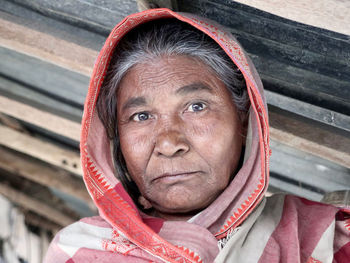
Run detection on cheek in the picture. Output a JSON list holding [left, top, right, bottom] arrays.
[[119, 129, 152, 174], [188, 123, 216, 159], [189, 118, 216, 139], [187, 112, 242, 170]]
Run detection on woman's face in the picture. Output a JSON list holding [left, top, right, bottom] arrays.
[[117, 55, 243, 219]]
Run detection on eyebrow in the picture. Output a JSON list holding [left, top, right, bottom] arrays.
[[175, 82, 213, 95], [121, 82, 213, 111], [122, 96, 147, 111]]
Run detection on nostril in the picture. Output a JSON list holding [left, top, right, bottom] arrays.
[[174, 148, 185, 156]]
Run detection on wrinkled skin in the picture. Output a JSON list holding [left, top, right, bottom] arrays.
[[117, 55, 243, 220]]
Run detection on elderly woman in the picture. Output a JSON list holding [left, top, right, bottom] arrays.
[[45, 8, 350, 263]]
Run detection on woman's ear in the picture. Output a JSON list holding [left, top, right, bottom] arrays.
[[138, 196, 153, 210]]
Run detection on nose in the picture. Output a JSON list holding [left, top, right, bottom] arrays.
[[154, 130, 190, 158]]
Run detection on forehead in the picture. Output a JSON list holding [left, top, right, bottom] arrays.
[[117, 55, 230, 101]]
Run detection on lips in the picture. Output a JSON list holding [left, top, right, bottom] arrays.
[[152, 171, 201, 183]]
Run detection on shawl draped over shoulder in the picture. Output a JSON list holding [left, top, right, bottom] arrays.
[[44, 8, 350, 263]]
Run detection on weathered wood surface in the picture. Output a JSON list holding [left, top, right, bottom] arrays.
[[269, 108, 350, 168], [0, 146, 87, 202], [0, 95, 81, 141], [0, 46, 88, 109], [24, 211, 61, 234], [266, 90, 350, 132], [0, 124, 81, 175], [269, 140, 350, 200], [0, 75, 83, 122], [233, 0, 350, 35], [322, 190, 350, 207], [0, 182, 76, 226], [4, 0, 139, 35], [0, 15, 97, 76], [0, 3, 105, 50]]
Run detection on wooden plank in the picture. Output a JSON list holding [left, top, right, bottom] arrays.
[[0, 112, 25, 131], [232, 0, 350, 36], [179, 0, 350, 63], [0, 76, 83, 122], [0, 95, 80, 142], [24, 212, 61, 234], [269, 139, 350, 199], [270, 127, 349, 168], [137, 0, 175, 11], [0, 6, 105, 50], [269, 110, 350, 168], [261, 74, 349, 116], [0, 75, 83, 122], [0, 16, 97, 76], [0, 147, 90, 204], [0, 47, 89, 107], [322, 190, 350, 207], [6, 0, 138, 34], [0, 125, 81, 175], [0, 182, 75, 226], [266, 90, 350, 132]]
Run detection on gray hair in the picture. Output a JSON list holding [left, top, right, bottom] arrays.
[[96, 19, 248, 206], [104, 19, 247, 113]]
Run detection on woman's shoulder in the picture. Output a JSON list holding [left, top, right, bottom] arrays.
[[265, 193, 341, 211], [262, 193, 350, 262], [43, 216, 151, 263], [263, 193, 345, 234]]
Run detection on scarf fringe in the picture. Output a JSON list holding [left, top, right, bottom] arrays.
[[217, 227, 240, 250]]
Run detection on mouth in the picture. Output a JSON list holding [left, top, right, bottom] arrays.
[[152, 171, 201, 183]]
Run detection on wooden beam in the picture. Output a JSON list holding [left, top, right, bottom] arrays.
[[0, 46, 88, 111], [322, 190, 350, 207], [266, 90, 350, 133], [0, 182, 75, 226], [270, 129, 349, 168], [137, 0, 175, 11], [0, 1, 137, 35], [269, 110, 350, 168], [0, 75, 83, 122], [0, 16, 97, 76], [0, 112, 26, 132], [268, 139, 350, 201], [233, 0, 350, 35], [0, 95, 80, 142], [0, 147, 91, 204], [0, 124, 81, 176], [24, 211, 61, 234]]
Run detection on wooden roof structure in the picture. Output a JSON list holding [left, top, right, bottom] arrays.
[[0, 1, 349, 256]]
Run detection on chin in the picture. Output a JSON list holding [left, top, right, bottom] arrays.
[[146, 186, 223, 215], [153, 197, 213, 215]]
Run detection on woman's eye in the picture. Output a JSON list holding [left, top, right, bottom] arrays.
[[132, 112, 150, 122], [187, 102, 207, 112]]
